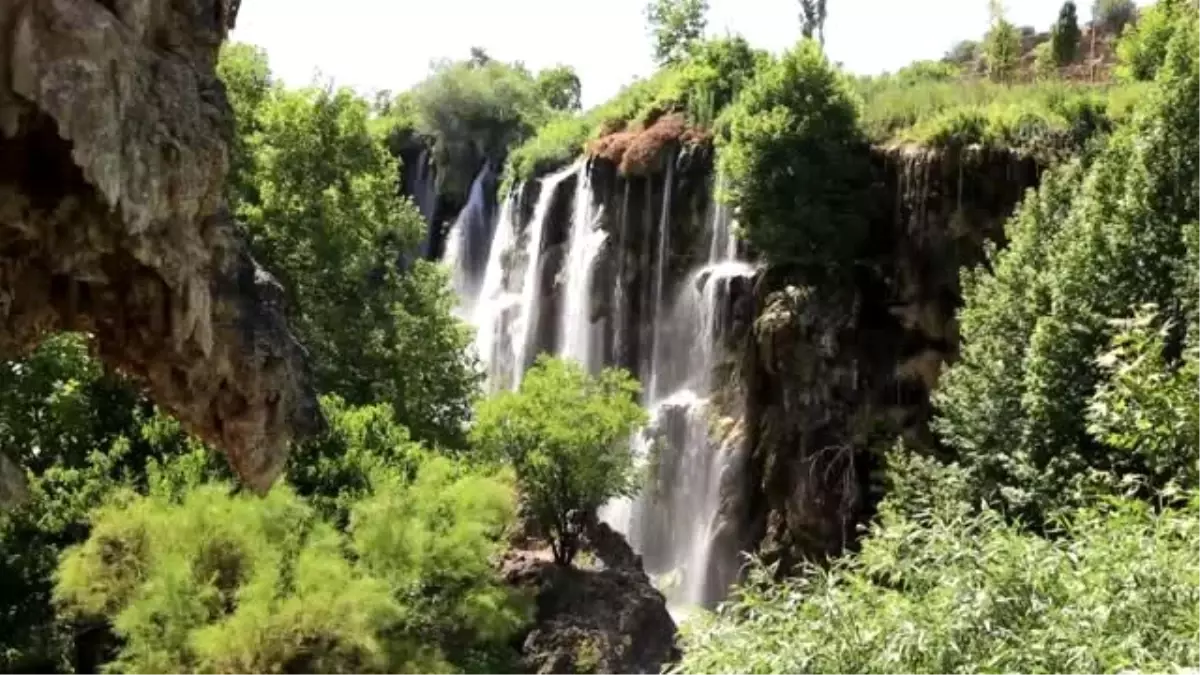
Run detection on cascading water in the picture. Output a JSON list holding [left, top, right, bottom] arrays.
[[605, 180, 754, 613], [558, 164, 606, 370], [449, 156, 751, 615], [443, 163, 496, 317], [471, 162, 579, 390]]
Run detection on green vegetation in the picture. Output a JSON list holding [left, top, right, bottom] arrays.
[[675, 453, 1200, 674], [1094, 0, 1138, 33], [981, 1, 1023, 81], [645, 0, 709, 66], [933, 9, 1198, 523], [797, 0, 828, 45], [1051, 1, 1082, 66], [717, 40, 872, 278], [470, 356, 646, 565]]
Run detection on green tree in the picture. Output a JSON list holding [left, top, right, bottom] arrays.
[[798, 0, 829, 46], [646, 0, 710, 66], [535, 65, 583, 112], [982, 0, 1022, 81], [716, 39, 872, 281], [1093, 0, 1137, 33], [219, 47, 482, 448], [470, 356, 647, 565], [1051, 1, 1082, 65]]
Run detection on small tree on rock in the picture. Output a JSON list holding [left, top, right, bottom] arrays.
[[1051, 1, 1082, 65], [470, 356, 647, 565]]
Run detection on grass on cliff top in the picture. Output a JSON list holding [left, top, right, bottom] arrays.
[[853, 73, 1149, 156]]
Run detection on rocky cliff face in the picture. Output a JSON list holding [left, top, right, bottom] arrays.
[[0, 0, 322, 491], [741, 144, 1042, 569]]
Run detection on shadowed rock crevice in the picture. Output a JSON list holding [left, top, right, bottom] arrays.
[[0, 0, 322, 491]]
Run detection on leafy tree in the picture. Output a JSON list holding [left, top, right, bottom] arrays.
[[219, 47, 482, 448], [645, 0, 710, 66], [944, 39, 980, 64], [716, 40, 872, 281], [468, 46, 492, 68], [470, 356, 647, 565], [933, 9, 1198, 522], [1051, 1, 1082, 65], [216, 42, 272, 213], [1093, 0, 1137, 33], [982, 0, 1022, 81], [535, 65, 583, 112], [1033, 41, 1059, 78], [390, 57, 549, 198], [798, 0, 828, 46]]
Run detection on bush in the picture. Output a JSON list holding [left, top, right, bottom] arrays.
[[717, 40, 872, 279], [1116, 0, 1195, 81], [673, 454, 1200, 674], [982, 3, 1022, 81], [470, 356, 647, 565], [54, 454, 524, 673]]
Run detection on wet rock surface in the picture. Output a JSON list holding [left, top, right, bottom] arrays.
[[0, 0, 323, 491]]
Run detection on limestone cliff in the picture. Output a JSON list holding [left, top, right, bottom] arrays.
[[740, 144, 1042, 568], [0, 0, 322, 491]]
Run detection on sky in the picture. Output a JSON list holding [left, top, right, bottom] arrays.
[[231, 0, 1108, 109]]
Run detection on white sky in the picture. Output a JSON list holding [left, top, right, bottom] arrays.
[[231, 0, 1116, 109]]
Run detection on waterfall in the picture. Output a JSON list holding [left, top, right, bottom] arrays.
[[469, 163, 579, 390], [558, 164, 606, 370], [443, 163, 496, 317], [603, 177, 754, 613], [451, 157, 752, 615], [471, 192, 518, 389], [408, 148, 440, 258]]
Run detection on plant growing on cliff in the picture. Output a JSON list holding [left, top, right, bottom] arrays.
[[470, 356, 647, 565], [717, 39, 872, 281], [646, 0, 709, 66]]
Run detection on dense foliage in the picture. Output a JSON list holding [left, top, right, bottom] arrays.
[[55, 449, 523, 674], [470, 357, 646, 564], [675, 453, 1200, 674], [221, 44, 481, 449], [717, 40, 872, 278], [933, 7, 1198, 523], [1050, 1, 1082, 66]]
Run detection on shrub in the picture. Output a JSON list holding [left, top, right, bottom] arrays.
[[470, 356, 647, 565], [982, 2, 1022, 81], [717, 39, 872, 279], [1115, 0, 1195, 81], [54, 454, 524, 673], [673, 454, 1200, 674]]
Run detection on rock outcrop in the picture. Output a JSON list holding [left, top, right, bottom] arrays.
[[0, 0, 322, 490], [502, 519, 678, 674], [740, 144, 1042, 569]]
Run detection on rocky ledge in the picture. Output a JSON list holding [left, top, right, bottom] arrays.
[[502, 519, 679, 674], [0, 0, 323, 490]]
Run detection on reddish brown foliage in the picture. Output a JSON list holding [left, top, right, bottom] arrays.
[[586, 113, 711, 176]]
